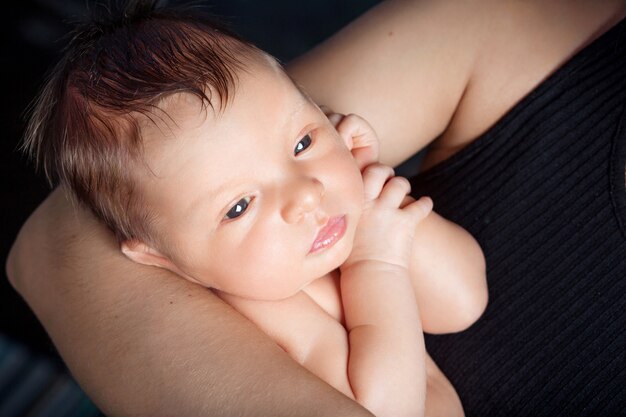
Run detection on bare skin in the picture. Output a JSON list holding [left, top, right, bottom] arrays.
[[7, 0, 626, 416]]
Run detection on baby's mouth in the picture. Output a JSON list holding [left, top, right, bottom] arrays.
[[309, 215, 347, 254]]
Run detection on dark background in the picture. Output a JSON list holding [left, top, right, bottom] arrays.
[[1, 0, 385, 359]]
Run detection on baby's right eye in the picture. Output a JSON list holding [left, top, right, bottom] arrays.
[[224, 196, 252, 220]]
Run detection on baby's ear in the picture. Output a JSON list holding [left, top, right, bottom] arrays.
[[121, 240, 209, 287], [121, 239, 175, 270], [334, 114, 380, 170]]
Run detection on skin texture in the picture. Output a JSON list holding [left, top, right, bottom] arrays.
[[7, 0, 626, 416]]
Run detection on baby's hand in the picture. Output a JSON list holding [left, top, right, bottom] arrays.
[[343, 163, 433, 271], [321, 107, 379, 170]]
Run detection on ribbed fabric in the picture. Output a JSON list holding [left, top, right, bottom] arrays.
[[410, 18, 626, 417]]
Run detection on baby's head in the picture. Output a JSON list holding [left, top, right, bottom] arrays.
[[25, 0, 365, 300]]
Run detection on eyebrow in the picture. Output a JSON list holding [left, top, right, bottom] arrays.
[[185, 177, 235, 226]]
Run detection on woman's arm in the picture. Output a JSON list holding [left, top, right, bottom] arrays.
[[6, 188, 374, 417]]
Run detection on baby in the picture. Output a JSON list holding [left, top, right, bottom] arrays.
[[24, 2, 486, 416]]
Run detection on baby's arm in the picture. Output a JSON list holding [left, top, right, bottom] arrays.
[[331, 112, 487, 334], [409, 210, 487, 334], [340, 164, 433, 417]]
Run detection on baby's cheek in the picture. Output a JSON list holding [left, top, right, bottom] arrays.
[[237, 228, 295, 279], [348, 169, 366, 205]]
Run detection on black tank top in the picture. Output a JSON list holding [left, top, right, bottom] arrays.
[[410, 18, 626, 417]]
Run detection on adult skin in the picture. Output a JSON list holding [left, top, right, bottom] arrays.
[[7, 0, 626, 416]]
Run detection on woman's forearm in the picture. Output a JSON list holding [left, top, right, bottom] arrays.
[[6, 188, 373, 417]]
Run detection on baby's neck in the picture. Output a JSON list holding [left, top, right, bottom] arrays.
[[301, 269, 344, 324]]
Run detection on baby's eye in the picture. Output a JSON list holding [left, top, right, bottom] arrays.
[[294, 134, 312, 156], [224, 196, 252, 220]]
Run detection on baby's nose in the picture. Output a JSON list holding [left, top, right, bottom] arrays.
[[281, 177, 324, 224]]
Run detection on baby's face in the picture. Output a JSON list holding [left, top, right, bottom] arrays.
[[135, 58, 364, 301]]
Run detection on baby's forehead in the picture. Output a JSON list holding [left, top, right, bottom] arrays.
[[131, 63, 321, 218], [142, 60, 307, 138]]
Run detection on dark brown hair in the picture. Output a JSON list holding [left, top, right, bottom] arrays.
[[23, 0, 259, 245]]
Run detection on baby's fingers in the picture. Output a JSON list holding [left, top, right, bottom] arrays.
[[336, 114, 380, 170], [378, 176, 412, 208], [404, 196, 434, 222], [362, 164, 395, 201]]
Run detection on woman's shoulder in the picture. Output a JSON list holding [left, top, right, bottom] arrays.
[[427, 0, 626, 166]]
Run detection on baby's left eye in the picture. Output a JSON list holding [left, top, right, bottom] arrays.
[[294, 134, 312, 156]]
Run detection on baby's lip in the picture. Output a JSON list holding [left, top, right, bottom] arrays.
[[309, 215, 347, 254]]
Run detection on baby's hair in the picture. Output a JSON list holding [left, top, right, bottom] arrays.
[[22, 0, 260, 245]]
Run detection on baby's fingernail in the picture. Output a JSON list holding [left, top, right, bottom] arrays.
[[419, 196, 433, 212]]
